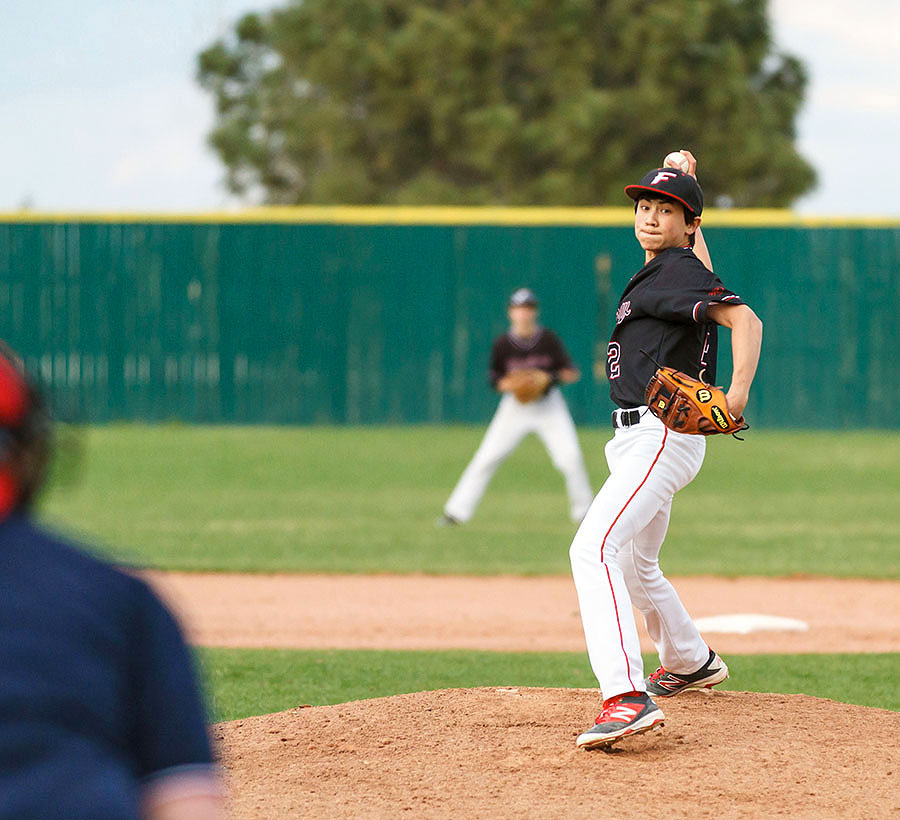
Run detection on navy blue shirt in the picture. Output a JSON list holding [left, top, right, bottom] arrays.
[[607, 247, 744, 408], [0, 514, 214, 820]]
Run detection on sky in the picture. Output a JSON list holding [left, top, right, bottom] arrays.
[[0, 0, 897, 216]]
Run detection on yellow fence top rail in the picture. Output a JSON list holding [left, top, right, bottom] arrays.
[[0, 206, 898, 228]]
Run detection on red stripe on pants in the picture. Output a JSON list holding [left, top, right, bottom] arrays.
[[600, 426, 668, 693]]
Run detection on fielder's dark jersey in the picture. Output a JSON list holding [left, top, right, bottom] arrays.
[[489, 328, 574, 387], [0, 513, 215, 820], [607, 246, 744, 408]]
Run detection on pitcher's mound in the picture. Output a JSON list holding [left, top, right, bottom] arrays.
[[216, 687, 900, 819]]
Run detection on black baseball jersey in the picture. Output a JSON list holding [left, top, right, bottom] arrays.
[[489, 328, 573, 387], [607, 246, 745, 408]]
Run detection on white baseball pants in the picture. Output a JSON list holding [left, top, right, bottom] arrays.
[[569, 409, 708, 700], [444, 388, 593, 524]]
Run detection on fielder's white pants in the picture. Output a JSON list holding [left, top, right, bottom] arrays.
[[569, 409, 708, 700], [444, 388, 593, 524]]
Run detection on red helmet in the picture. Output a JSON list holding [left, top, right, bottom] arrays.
[[0, 343, 52, 517]]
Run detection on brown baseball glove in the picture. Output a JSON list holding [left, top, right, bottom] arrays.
[[645, 366, 747, 436], [506, 369, 552, 403]]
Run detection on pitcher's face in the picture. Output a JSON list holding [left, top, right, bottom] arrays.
[[634, 197, 698, 258]]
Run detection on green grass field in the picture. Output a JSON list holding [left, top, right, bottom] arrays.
[[40, 425, 900, 577], [37, 425, 900, 716], [200, 648, 900, 721]]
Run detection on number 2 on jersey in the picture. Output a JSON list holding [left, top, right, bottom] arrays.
[[607, 342, 621, 379]]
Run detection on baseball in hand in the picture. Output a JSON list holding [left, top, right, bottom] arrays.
[[664, 151, 690, 173]]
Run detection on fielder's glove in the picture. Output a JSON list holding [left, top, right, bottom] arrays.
[[506, 369, 552, 403], [645, 366, 748, 437]]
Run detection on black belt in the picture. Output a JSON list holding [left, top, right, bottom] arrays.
[[611, 408, 642, 429]]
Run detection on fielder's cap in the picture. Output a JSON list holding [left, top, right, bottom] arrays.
[[508, 288, 538, 307], [625, 167, 703, 217]]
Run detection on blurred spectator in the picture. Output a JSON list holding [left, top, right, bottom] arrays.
[[0, 343, 223, 820]]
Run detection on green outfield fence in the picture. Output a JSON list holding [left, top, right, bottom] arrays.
[[1, 208, 898, 427]]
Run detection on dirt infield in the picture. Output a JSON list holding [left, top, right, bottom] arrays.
[[145, 572, 900, 654], [144, 572, 900, 818], [215, 686, 900, 820]]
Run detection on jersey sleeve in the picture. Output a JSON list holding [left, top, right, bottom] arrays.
[[126, 579, 216, 782], [645, 255, 744, 324], [488, 336, 506, 387], [542, 330, 575, 371]]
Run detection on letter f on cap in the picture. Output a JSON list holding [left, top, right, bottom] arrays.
[[650, 170, 678, 185]]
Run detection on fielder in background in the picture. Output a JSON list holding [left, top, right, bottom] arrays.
[[438, 288, 593, 527], [569, 152, 763, 750], [0, 344, 223, 819]]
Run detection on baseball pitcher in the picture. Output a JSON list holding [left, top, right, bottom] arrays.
[[570, 152, 763, 749]]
